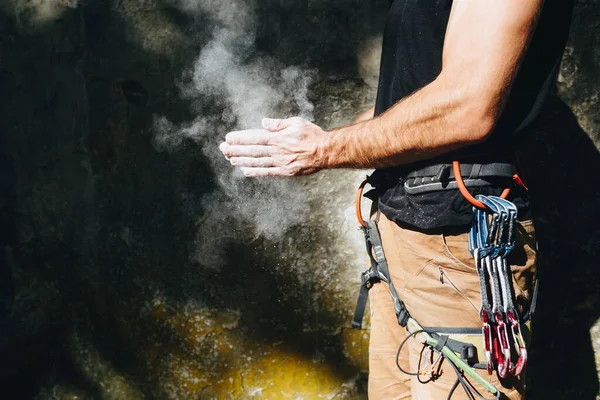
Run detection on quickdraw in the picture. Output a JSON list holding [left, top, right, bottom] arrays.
[[455, 160, 529, 377], [469, 194, 528, 378]]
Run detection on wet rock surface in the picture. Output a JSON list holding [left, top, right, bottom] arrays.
[[0, 1, 598, 399]]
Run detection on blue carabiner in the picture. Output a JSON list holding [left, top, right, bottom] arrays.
[[488, 197, 512, 257], [469, 207, 479, 256], [475, 195, 503, 258], [492, 196, 518, 254], [474, 206, 492, 257]]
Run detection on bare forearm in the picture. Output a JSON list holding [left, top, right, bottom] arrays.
[[322, 77, 492, 169], [353, 106, 375, 123]]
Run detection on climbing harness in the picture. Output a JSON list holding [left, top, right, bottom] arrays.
[[352, 162, 534, 399]]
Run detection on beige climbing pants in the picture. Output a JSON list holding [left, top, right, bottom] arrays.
[[368, 213, 537, 400]]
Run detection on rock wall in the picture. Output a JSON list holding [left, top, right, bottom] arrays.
[[0, 1, 598, 399], [523, 2, 600, 398]]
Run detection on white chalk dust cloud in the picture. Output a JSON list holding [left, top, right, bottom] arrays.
[[153, 0, 317, 267]]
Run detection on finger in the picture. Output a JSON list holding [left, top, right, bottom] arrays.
[[241, 167, 287, 178], [226, 129, 273, 145], [220, 143, 273, 157], [230, 157, 276, 167], [262, 117, 303, 132]]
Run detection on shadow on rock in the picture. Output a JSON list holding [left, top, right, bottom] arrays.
[[516, 96, 600, 399]]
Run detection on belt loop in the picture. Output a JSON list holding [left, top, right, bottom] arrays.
[[469, 164, 483, 180], [435, 165, 451, 182]]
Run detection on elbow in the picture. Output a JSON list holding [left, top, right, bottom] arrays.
[[454, 95, 501, 145], [469, 109, 497, 144], [436, 74, 503, 145]]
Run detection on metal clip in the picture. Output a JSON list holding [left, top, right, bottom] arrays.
[[507, 310, 528, 376], [493, 311, 512, 378], [480, 309, 495, 375]]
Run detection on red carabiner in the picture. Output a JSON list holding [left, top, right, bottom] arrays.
[[507, 310, 528, 376], [494, 312, 512, 378], [481, 310, 495, 375]]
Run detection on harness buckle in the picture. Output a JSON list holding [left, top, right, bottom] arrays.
[[361, 269, 380, 289], [397, 306, 410, 327]]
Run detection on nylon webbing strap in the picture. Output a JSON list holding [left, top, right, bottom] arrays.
[[434, 335, 449, 352], [476, 253, 492, 314], [352, 278, 372, 329], [352, 221, 410, 330]]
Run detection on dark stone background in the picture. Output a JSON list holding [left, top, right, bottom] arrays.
[[0, 0, 598, 399]]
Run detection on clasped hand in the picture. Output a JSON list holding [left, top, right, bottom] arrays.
[[219, 117, 328, 177]]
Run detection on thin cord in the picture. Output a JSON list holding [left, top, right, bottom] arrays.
[[448, 377, 461, 400], [462, 373, 486, 399], [395, 330, 426, 376], [447, 358, 476, 400]]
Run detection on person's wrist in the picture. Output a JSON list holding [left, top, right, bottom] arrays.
[[315, 130, 333, 170]]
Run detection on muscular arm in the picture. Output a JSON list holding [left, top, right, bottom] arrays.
[[322, 0, 543, 169], [220, 0, 543, 177]]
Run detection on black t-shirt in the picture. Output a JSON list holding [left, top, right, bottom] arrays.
[[372, 0, 574, 230]]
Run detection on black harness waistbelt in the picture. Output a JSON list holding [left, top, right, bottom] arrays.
[[406, 163, 516, 180], [403, 163, 516, 195]]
